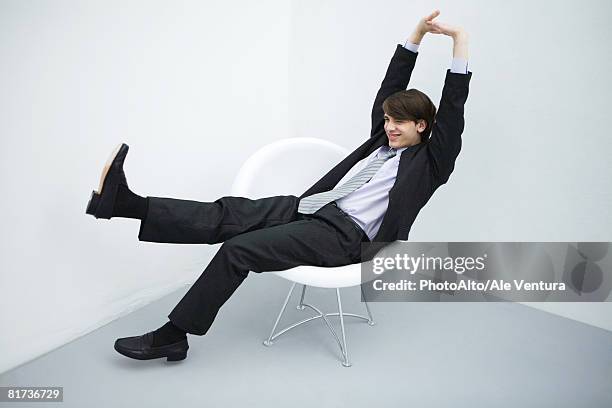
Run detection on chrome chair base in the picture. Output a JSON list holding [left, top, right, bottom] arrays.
[[263, 282, 375, 367]]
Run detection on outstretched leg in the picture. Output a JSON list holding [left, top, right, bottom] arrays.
[[86, 143, 300, 244], [137, 194, 300, 245]]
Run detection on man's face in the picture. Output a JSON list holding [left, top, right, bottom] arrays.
[[384, 113, 426, 149]]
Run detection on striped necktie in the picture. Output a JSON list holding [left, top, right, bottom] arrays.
[[298, 147, 397, 215]]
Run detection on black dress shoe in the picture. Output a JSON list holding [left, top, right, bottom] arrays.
[[85, 143, 129, 219], [114, 331, 189, 361]]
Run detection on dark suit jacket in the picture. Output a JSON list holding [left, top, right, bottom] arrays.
[[299, 44, 473, 261]]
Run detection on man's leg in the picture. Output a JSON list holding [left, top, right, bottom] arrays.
[[167, 203, 368, 335], [137, 194, 300, 244], [113, 202, 368, 361], [88, 143, 300, 244]]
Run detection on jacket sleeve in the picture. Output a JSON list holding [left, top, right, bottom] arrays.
[[370, 44, 419, 138], [427, 69, 472, 184]]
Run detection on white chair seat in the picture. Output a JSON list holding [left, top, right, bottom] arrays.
[[273, 263, 362, 288]]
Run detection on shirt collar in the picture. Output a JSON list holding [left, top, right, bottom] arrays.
[[389, 141, 424, 154], [387, 145, 408, 156], [375, 144, 414, 160], [394, 146, 408, 154]]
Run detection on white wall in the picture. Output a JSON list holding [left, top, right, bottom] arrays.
[[0, 0, 290, 373], [289, 0, 612, 329]]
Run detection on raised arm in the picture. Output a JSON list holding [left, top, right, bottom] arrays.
[[370, 11, 441, 138], [426, 21, 472, 184]]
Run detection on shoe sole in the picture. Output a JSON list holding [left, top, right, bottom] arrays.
[[85, 143, 128, 219], [97, 143, 123, 194], [114, 342, 188, 362]]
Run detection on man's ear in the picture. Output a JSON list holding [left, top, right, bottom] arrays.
[[416, 119, 427, 133]]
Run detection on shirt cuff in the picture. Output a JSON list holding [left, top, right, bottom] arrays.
[[403, 40, 419, 53], [451, 57, 468, 74]]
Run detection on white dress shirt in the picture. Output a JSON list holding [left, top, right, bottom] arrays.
[[335, 145, 407, 240], [334, 42, 468, 240]]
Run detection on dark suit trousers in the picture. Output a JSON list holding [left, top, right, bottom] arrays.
[[137, 195, 370, 335]]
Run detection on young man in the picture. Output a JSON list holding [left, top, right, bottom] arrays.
[[86, 10, 472, 361]]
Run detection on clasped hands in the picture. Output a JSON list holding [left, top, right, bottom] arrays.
[[412, 10, 468, 42]]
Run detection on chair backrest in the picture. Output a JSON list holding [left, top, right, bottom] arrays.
[[231, 138, 348, 199], [231, 138, 369, 288]]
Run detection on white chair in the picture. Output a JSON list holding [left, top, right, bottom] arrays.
[[231, 138, 376, 367]]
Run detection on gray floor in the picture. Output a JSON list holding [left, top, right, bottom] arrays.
[[2, 274, 612, 408]]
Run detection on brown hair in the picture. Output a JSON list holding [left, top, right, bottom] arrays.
[[382, 89, 437, 142]]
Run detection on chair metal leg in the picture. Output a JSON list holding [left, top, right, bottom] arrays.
[[263, 282, 296, 346], [336, 288, 351, 367], [263, 283, 375, 367], [360, 284, 376, 326], [297, 284, 307, 310]]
